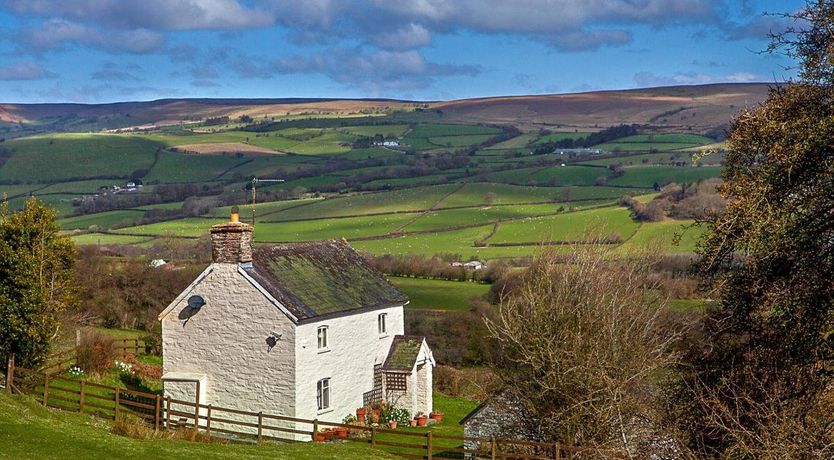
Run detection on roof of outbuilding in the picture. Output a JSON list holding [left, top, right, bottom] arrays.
[[383, 335, 426, 372], [241, 239, 408, 321]]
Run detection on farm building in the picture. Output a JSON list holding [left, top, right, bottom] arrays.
[[158, 208, 434, 434], [460, 391, 527, 451]]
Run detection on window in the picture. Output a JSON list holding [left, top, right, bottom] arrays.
[[378, 313, 387, 335], [317, 378, 330, 411], [317, 326, 328, 350]]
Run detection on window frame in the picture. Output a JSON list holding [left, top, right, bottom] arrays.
[[378, 313, 388, 336], [317, 325, 329, 351], [317, 378, 331, 412]]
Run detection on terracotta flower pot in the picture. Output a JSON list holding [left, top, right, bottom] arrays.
[[371, 409, 381, 423], [430, 412, 444, 423], [409, 420, 417, 427], [388, 420, 397, 429], [416, 415, 428, 427], [315, 433, 326, 442], [356, 408, 367, 420], [336, 427, 348, 439]]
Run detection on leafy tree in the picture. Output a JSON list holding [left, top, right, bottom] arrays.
[[0, 198, 77, 368], [670, 3, 834, 457]]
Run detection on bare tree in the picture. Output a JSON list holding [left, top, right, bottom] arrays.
[[485, 244, 681, 458]]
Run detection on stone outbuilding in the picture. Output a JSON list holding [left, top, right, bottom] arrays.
[[158, 208, 434, 433]]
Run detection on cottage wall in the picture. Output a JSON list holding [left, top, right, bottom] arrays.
[[294, 305, 404, 423], [161, 264, 297, 423]]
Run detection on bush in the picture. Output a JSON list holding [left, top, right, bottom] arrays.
[[76, 330, 114, 375]]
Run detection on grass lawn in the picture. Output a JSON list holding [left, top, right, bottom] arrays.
[[388, 277, 490, 310], [489, 206, 638, 244], [0, 393, 394, 460]]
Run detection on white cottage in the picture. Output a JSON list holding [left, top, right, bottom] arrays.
[[158, 209, 434, 431]]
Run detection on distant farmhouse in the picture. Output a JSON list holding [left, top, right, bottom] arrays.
[[158, 208, 434, 431]]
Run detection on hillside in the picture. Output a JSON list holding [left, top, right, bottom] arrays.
[[0, 83, 771, 134], [0, 392, 394, 460]]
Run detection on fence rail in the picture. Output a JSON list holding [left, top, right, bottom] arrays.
[[5, 354, 617, 459], [38, 338, 148, 375]]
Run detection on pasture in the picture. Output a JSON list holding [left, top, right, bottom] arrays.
[[389, 277, 490, 310]]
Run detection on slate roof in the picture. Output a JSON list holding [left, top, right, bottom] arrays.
[[242, 239, 408, 321], [383, 335, 426, 372]]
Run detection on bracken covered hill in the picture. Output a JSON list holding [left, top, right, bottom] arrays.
[[0, 83, 772, 134]]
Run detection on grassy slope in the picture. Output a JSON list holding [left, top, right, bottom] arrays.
[[389, 277, 490, 310], [0, 393, 392, 460]]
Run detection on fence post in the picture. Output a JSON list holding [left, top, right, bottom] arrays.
[[154, 394, 161, 431], [5, 354, 14, 393], [165, 396, 171, 429], [426, 431, 433, 460], [114, 387, 120, 419], [371, 426, 376, 448], [490, 435, 497, 460], [206, 404, 212, 438], [257, 412, 263, 444], [79, 380, 86, 413], [554, 441, 560, 460], [42, 373, 50, 406], [312, 419, 319, 442]]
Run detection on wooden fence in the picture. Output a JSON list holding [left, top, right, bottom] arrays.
[[5, 355, 616, 459], [38, 338, 148, 375]]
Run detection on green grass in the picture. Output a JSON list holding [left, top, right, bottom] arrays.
[[489, 206, 638, 244], [594, 134, 714, 153], [269, 185, 460, 221], [144, 151, 247, 183], [405, 204, 565, 232], [440, 183, 636, 207], [388, 277, 490, 310], [614, 219, 706, 254], [58, 210, 145, 230], [0, 393, 393, 459], [70, 233, 154, 246], [426, 134, 494, 148], [336, 124, 409, 138], [484, 133, 537, 150], [211, 198, 322, 218], [0, 134, 161, 182], [336, 148, 403, 161], [532, 131, 591, 144], [487, 165, 605, 187], [608, 166, 722, 187], [407, 124, 501, 137]]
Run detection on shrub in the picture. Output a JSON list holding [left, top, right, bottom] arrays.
[[76, 330, 114, 375]]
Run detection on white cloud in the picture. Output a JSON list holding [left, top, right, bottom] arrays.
[[0, 61, 56, 80], [633, 71, 762, 87]]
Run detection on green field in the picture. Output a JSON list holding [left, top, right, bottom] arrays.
[[609, 166, 722, 187], [389, 277, 490, 310], [594, 133, 714, 152], [532, 131, 591, 144], [58, 210, 145, 230], [0, 134, 162, 182], [488, 206, 638, 244]]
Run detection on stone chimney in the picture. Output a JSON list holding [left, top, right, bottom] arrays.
[[210, 206, 253, 264]]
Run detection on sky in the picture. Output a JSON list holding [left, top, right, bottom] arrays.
[[0, 0, 806, 103]]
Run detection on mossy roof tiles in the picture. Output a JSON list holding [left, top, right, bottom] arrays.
[[243, 239, 408, 320]]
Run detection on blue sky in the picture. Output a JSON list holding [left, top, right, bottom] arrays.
[[0, 0, 805, 103]]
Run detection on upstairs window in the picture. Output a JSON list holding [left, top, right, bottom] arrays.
[[378, 313, 387, 335], [317, 326, 328, 350], [317, 378, 330, 411]]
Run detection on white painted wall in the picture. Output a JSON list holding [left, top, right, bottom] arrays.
[[294, 305, 405, 423], [161, 263, 297, 425]]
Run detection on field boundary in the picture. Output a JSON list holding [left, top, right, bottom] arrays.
[[5, 356, 620, 460]]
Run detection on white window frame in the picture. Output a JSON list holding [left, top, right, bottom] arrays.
[[317, 325, 329, 351], [378, 313, 388, 336], [317, 378, 331, 412]]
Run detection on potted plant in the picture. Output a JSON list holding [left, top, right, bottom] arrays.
[[415, 412, 428, 426], [430, 411, 444, 423], [335, 426, 348, 438], [409, 419, 418, 427], [314, 430, 327, 442], [388, 419, 398, 429], [356, 407, 367, 421]]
